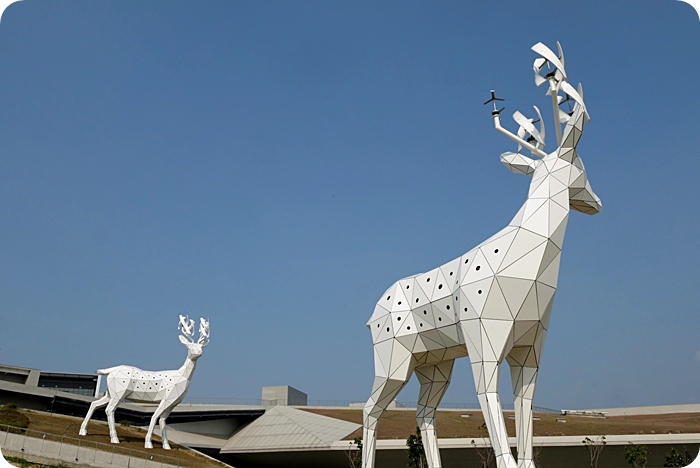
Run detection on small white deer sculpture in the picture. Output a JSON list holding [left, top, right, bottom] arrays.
[[79, 316, 210, 449], [362, 42, 601, 468]]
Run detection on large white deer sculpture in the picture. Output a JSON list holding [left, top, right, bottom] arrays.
[[362, 42, 601, 468], [79, 316, 210, 449]]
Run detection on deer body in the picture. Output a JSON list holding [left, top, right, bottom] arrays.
[[362, 43, 601, 468], [79, 316, 209, 449]]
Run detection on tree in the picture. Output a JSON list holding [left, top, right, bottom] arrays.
[[625, 443, 648, 468], [664, 447, 694, 467], [532, 443, 544, 468], [583, 435, 607, 468], [471, 423, 495, 468], [406, 427, 426, 468], [346, 436, 362, 468]]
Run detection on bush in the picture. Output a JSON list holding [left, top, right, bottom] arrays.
[[664, 447, 694, 467], [625, 443, 648, 468], [4, 456, 72, 468], [5, 456, 32, 467], [407, 427, 426, 468], [346, 436, 362, 468], [0, 402, 29, 429]]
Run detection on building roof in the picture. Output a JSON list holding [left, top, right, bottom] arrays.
[[221, 406, 360, 453]]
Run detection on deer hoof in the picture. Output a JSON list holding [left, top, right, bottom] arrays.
[[144, 442, 153, 449], [110, 438, 120, 444], [162, 443, 171, 450], [78, 429, 87, 436]]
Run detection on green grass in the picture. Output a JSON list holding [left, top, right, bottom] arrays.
[[3, 455, 70, 468]]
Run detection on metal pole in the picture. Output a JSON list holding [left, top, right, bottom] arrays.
[[20, 428, 27, 453], [549, 83, 563, 146]]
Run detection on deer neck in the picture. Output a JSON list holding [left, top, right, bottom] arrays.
[[510, 167, 570, 243], [179, 356, 197, 381]]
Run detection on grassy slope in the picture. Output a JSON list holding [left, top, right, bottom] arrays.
[[0, 409, 225, 468]]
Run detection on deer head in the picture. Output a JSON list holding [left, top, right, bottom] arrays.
[[492, 42, 601, 215], [178, 315, 210, 361]]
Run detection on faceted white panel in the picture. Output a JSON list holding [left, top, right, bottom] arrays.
[[361, 42, 601, 468], [367, 301, 391, 324], [415, 267, 440, 300], [461, 250, 495, 285], [398, 277, 417, 303], [80, 316, 210, 450], [496, 276, 534, 315], [481, 281, 514, 320], [414, 305, 437, 328], [438, 257, 462, 291], [482, 228, 519, 272], [430, 297, 457, 326], [498, 228, 548, 273], [460, 277, 495, 314]]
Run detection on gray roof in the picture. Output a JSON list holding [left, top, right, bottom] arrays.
[[221, 406, 360, 453]]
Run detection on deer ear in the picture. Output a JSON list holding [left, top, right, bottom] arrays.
[[500, 152, 540, 176], [178, 335, 190, 345]]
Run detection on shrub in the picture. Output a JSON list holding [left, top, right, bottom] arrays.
[[583, 435, 607, 468], [625, 443, 648, 468], [407, 427, 426, 468], [0, 402, 29, 429], [664, 447, 694, 467], [346, 436, 362, 468]]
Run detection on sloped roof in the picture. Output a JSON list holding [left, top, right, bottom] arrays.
[[220, 406, 360, 453]]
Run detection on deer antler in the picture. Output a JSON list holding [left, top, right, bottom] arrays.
[[178, 315, 196, 342], [197, 318, 210, 346], [490, 42, 588, 156], [531, 41, 589, 145]]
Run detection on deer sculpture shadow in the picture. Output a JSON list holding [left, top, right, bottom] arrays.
[[362, 42, 601, 468], [79, 316, 210, 449]]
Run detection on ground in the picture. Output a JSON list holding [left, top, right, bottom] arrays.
[[302, 408, 700, 440], [1, 408, 226, 468]]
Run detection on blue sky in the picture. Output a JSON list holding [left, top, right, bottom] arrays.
[[0, 0, 698, 410]]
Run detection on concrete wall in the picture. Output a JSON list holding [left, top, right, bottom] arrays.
[[1, 430, 192, 468], [168, 419, 241, 439], [0, 366, 40, 387], [261, 386, 307, 407]]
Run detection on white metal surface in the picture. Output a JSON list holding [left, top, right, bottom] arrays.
[[362, 42, 601, 468], [79, 316, 210, 449]]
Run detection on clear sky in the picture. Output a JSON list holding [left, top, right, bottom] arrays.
[[0, 0, 698, 411]]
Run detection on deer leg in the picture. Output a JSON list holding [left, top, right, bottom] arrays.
[[159, 409, 174, 450], [362, 376, 410, 468], [362, 347, 414, 468], [145, 400, 169, 449], [507, 348, 540, 468], [415, 360, 454, 468], [79, 394, 111, 436], [104, 398, 122, 444], [472, 360, 517, 468]]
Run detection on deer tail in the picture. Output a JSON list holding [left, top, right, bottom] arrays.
[[96, 366, 120, 375]]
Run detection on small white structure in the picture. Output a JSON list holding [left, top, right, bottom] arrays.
[[362, 42, 601, 468], [79, 316, 210, 449], [262, 385, 308, 406]]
